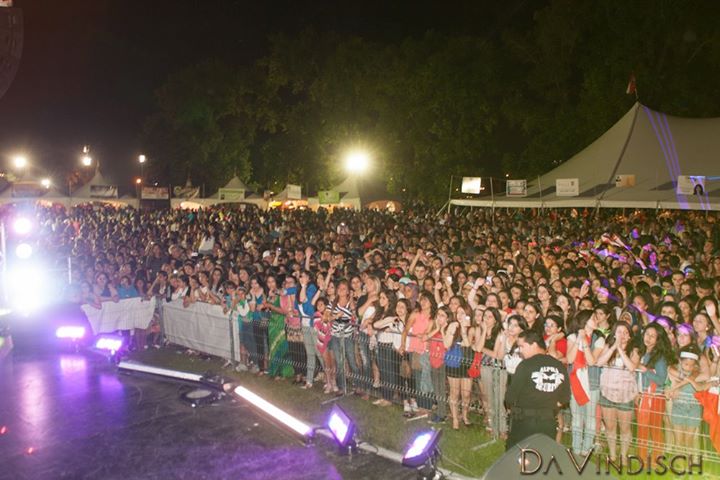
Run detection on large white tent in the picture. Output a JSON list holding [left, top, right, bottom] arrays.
[[451, 102, 720, 210], [70, 164, 138, 208], [307, 176, 362, 211]]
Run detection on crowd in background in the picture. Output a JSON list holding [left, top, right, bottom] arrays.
[[20, 202, 720, 461]]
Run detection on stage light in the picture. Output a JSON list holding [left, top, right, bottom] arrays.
[[138, 154, 146, 164], [7, 265, 46, 315], [13, 217, 32, 235], [82, 155, 92, 167], [15, 243, 32, 259], [95, 335, 125, 354], [327, 404, 357, 454], [13, 155, 27, 169], [55, 326, 86, 339], [118, 360, 207, 382], [233, 385, 314, 438], [402, 429, 443, 479], [41, 178, 51, 188]]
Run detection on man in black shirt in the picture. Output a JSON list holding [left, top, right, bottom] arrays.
[[504, 330, 570, 450]]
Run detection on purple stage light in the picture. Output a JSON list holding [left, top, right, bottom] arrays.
[[401, 429, 442, 469], [327, 404, 356, 452], [233, 385, 313, 438], [55, 326, 86, 339], [94, 335, 124, 354], [13, 217, 32, 235]]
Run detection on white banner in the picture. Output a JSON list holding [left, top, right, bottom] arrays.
[[677, 175, 706, 195], [287, 184, 302, 200], [90, 185, 119, 198], [556, 178, 579, 197], [506, 179, 527, 197], [141, 186, 170, 200], [461, 177, 482, 194], [218, 188, 245, 200], [162, 300, 240, 361], [81, 297, 155, 335]]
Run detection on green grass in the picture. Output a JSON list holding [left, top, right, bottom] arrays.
[[130, 348, 503, 478]]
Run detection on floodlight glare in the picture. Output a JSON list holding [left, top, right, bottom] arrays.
[[55, 326, 86, 340], [95, 335, 125, 354], [233, 385, 314, 438], [345, 150, 370, 174], [13, 217, 32, 235], [402, 429, 444, 479], [41, 178, 51, 188], [327, 404, 357, 453], [15, 243, 32, 259], [138, 154, 146, 164], [13, 155, 27, 169], [82, 155, 92, 166]]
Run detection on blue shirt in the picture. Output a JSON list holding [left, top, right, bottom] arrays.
[[640, 354, 668, 393], [117, 285, 139, 299]]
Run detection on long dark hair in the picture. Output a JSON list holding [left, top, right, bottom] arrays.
[[483, 307, 503, 346], [639, 322, 677, 368], [606, 321, 634, 358]]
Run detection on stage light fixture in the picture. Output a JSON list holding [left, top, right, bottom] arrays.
[[327, 404, 357, 454], [13, 217, 31, 235], [15, 242, 32, 259], [94, 334, 125, 355], [55, 326, 86, 339], [233, 385, 314, 439], [402, 429, 444, 480]]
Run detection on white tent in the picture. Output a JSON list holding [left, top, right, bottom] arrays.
[[70, 164, 137, 208], [451, 102, 720, 210], [307, 176, 362, 211]]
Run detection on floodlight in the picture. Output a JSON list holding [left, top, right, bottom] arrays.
[[94, 334, 125, 355], [82, 155, 92, 166], [138, 154, 146, 164], [13, 217, 32, 235], [13, 155, 27, 169], [41, 178, 50, 188], [344, 150, 370, 174], [233, 385, 314, 438], [135, 178, 142, 185], [402, 429, 444, 479], [15, 243, 32, 259], [55, 326, 86, 339], [327, 404, 357, 454]]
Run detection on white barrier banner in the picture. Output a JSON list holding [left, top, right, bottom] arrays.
[[162, 300, 240, 361], [82, 297, 155, 335]]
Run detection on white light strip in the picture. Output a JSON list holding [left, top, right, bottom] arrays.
[[117, 361, 205, 382], [233, 385, 313, 437]]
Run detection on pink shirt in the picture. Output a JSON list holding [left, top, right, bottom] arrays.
[[408, 312, 431, 353], [314, 316, 332, 354]]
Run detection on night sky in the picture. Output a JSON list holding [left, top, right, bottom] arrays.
[[0, 0, 532, 187]]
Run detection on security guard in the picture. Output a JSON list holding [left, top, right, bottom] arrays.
[[504, 330, 570, 450]]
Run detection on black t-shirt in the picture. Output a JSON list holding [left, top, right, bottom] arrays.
[[504, 353, 570, 411]]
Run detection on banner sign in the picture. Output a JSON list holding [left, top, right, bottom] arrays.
[[318, 190, 340, 204], [461, 177, 482, 194], [614, 174, 636, 187], [90, 185, 118, 198], [506, 179, 527, 197], [81, 297, 155, 335], [218, 188, 245, 200], [677, 175, 706, 195], [163, 300, 240, 361], [287, 184, 302, 200], [141, 186, 170, 200], [556, 178, 579, 197], [173, 186, 200, 198]]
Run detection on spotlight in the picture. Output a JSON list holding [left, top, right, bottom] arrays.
[[327, 404, 357, 454], [402, 429, 444, 480], [15, 243, 32, 259], [94, 334, 125, 355], [179, 387, 223, 408], [13, 217, 32, 235], [41, 178, 51, 188], [55, 326, 86, 339], [233, 385, 314, 439]]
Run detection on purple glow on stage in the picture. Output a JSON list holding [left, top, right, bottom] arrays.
[[233, 385, 313, 437], [59, 355, 87, 374], [94, 335, 124, 353], [401, 429, 442, 468], [55, 326, 86, 339], [13, 217, 32, 235]]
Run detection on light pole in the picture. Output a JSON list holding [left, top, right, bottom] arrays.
[[138, 155, 146, 183]]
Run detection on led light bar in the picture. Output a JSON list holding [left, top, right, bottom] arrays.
[[95, 335, 124, 353], [55, 326, 86, 339], [117, 361, 206, 382], [233, 385, 314, 438]]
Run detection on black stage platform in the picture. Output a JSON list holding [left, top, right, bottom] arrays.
[[0, 348, 416, 480]]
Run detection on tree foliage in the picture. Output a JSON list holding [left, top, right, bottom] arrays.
[[143, 1, 720, 201]]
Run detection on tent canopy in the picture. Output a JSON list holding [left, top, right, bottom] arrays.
[[452, 102, 720, 210]]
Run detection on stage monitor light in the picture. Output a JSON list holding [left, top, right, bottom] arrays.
[[402, 429, 443, 468], [15, 242, 32, 259], [327, 404, 356, 453], [13, 217, 32, 235], [233, 385, 314, 438], [55, 326, 86, 340], [95, 335, 125, 354]]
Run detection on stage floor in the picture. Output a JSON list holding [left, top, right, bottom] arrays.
[[0, 348, 416, 480]]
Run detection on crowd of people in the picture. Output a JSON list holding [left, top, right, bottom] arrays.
[[21, 202, 720, 461]]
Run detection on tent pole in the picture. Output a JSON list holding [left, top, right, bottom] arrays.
[[538, 175, 544, 215], [447, 175, 453, 215]]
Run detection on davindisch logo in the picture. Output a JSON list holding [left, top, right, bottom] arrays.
[[519, 448, 703, 476]]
